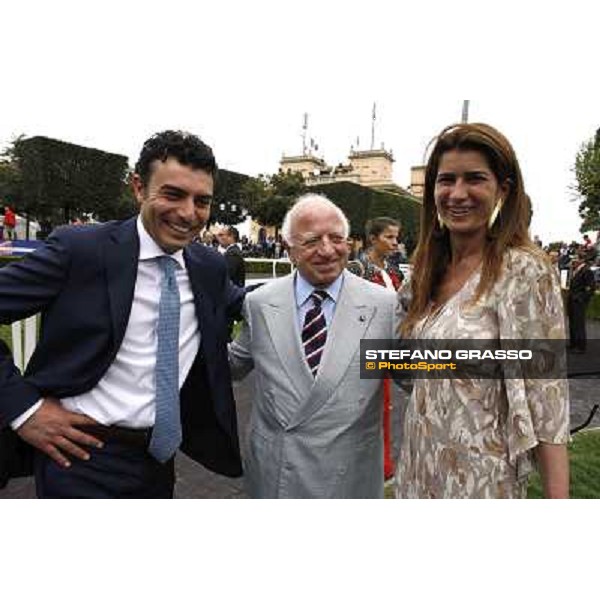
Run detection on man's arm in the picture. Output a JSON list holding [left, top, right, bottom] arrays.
[[228, 300, 255, 381], [0, 233, 103, 465], [224, 272, 246, 324], [0, 235, 69, 425]]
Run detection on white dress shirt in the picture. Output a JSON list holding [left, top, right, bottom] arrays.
[[12, 217, 201, 429], [294, 271, 344, 331]]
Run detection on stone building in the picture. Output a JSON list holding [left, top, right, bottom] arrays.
[[280, 146, 413, 197], [408, 165, 425, 199]]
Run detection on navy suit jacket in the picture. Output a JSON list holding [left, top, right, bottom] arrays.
[[0, 217, 244, 484]]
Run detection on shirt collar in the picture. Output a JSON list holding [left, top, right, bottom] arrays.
[[136, 216, 186, 269], [295, 270, 344, 308]]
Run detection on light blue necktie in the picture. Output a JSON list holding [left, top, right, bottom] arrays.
[[148, 255, 182, 463]]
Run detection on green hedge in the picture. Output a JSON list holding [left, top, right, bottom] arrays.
[[15, 135, 129, 224], [310, 181, 421, 253], [245, 260, 292, 276], [1, 252, 293, 275], [211, 169, 252, 225]]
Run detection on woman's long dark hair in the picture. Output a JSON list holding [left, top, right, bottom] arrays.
[[402, 122, 543, 335]]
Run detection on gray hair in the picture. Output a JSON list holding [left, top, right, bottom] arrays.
[[281, 193, 350, 246]]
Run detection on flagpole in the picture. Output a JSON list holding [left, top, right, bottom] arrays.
[[302, 113, 308, 155], [371, 102, 376, 150], [461, 100, 470, 123]]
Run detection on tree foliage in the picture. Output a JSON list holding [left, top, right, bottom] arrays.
[[240, 171, 305, 232], [12, 136, 130, 225], [311, 181, 421, 253], [239, 170, 420, 249], [575, 128, 600, 232], [0, 160, 23, 208], [2, 136, 255, 229], [210, 169, 252, 225]]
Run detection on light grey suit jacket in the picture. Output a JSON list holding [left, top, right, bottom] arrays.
[[229, 271, 397, 498]]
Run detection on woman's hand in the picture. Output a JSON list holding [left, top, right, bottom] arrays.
[[535, 442, 569, 499]]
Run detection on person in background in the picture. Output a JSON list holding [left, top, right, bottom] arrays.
[[396, 122, 569, 499], [397, 240, 408, 262], [216, 225, 246, 288], [548, 250, 560, 275], [567, 249, 596, 354], [558, 244, 570, 270], [274, 235, 282, 259], [3, 206, 17, 240], [358, 217, 404, 482]]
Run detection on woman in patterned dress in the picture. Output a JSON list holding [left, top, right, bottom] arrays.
[[360, 218, 404, 481], [395, 123, 569, 498]]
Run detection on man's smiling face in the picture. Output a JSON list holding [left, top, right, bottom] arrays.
[[132, 157, 213, 253]]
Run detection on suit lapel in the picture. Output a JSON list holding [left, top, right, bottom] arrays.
[[183, 248, 207, 325], [263, 278, 314, 403], [105, 218, 139, 351], [288, 275, 375, 428], [184, 247, 225, 367]]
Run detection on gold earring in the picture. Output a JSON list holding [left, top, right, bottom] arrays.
[[436, 211, 445, 230], [488, 198, 503, 229]]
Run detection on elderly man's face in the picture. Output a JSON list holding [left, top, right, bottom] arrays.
[[289, 205, 349, 287]]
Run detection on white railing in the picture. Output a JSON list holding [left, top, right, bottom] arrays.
[[244, 258, 412, 284], [244, 257, 294, 283], [6, 261, 411, 371], [11, 315, 38, 372]]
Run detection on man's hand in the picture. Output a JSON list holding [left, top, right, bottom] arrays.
[[17, 399, 104, 468]]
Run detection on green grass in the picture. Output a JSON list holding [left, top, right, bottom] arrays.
[[385, 433, 600, 498], [0, 323, 12, 349], [3, 320, 600, 499], [527, 429, 600, 498], [588, 292, 600, 320]]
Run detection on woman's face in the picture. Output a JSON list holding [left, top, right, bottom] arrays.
[[370, 225, 399, 257], [434, 149, 508, 237]]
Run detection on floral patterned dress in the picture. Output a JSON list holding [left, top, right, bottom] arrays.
[[395, 248, 570, 499]]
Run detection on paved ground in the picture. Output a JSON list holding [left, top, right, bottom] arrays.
[[0, 371, 406, 499], [2, 321, 599, 499]]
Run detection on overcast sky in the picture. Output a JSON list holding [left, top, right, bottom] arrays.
[[2, 0, 598, 243]]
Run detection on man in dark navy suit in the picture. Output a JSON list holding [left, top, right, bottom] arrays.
[[216, 225, 246, 288], [567, 250, 596, 354], [0, 130, 244, 498]]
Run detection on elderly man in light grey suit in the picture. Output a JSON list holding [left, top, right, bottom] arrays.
[[229, 194, 397, 498]]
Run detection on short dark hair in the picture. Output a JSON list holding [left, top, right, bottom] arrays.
[[365, 217, 400, 241], [225, 225, 240, 243], [134, 130, 217, 187]]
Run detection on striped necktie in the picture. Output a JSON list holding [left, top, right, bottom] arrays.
[[148, 255, 182, 463], [302, 290, 329, 377]]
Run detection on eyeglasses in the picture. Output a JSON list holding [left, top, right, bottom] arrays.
[[296, 233, 348, 251]]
